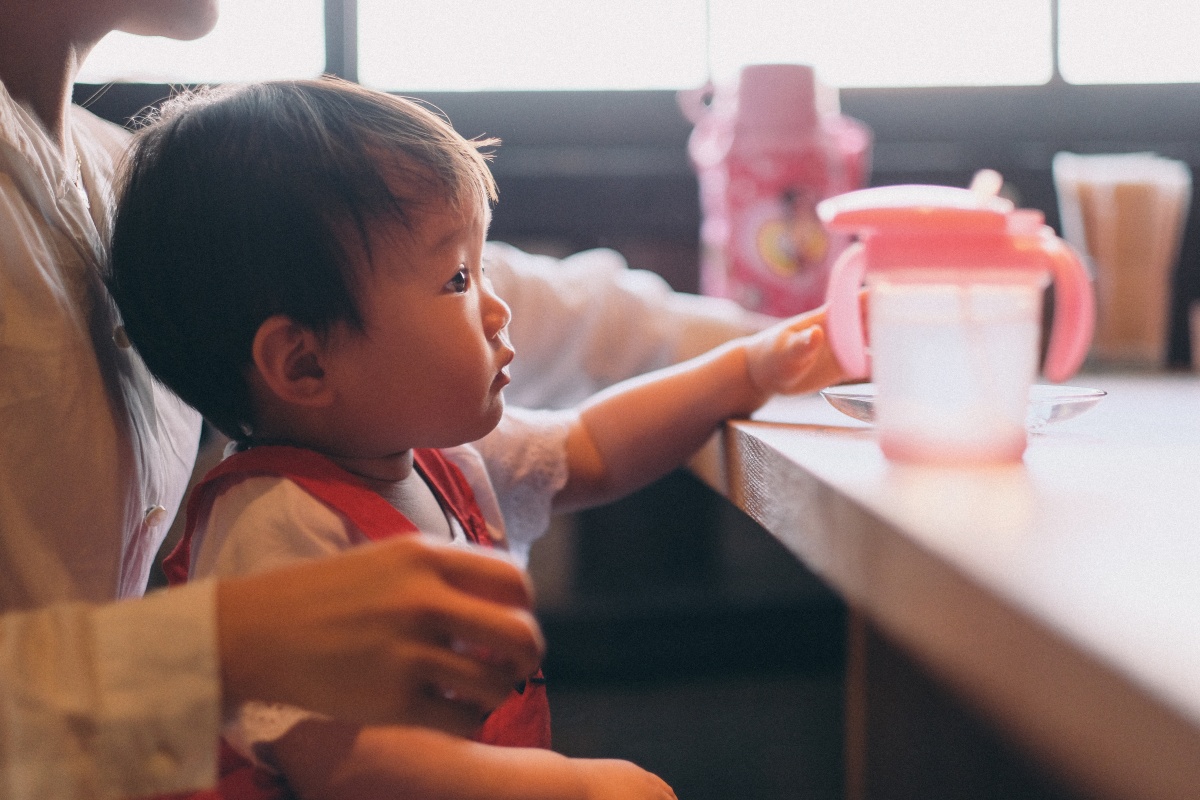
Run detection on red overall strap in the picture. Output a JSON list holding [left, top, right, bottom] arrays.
[[413, 451, 550, 749], [412, 449, 495, 548], [154, 743, 293, 800], [160, 445, 549, 800], [165, 446, 424, 584]]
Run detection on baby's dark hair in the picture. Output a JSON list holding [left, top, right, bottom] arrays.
[[108, 78, 498, 441]]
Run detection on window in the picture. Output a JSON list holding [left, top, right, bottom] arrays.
[[74, 0, 1200, 90], [358, 0, 1052, 92], [357, 0, 708, 91], [1059, 0, 1200, 84], [78, 1, 324, 84], [708, 0, 1051, 89]]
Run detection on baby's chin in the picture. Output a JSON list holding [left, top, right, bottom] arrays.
[[440, 399, 506, 448], [472, 398, 506, 441]]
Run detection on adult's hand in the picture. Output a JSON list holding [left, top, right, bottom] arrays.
[[216, 537, 544, 737]]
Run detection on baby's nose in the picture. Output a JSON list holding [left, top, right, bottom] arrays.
[[484, 287, 512, 335]]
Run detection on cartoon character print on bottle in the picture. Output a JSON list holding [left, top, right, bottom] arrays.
[[733, 183, 837, 313]]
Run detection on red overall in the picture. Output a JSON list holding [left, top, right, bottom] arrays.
[[160, 445, 550, 800]]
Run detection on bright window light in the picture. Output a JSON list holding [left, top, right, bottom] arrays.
[[1059, 0, 1200, 84], [359, 0, 1052, 92], [358, 0, 709, 91], [78, 1, 324, 84], [710, 0, 1052, 88]]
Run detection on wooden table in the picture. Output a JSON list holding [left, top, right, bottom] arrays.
[[689, 374, 1200, 800]]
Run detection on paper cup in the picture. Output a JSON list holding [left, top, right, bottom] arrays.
[[1053, 152, 1191, 369]]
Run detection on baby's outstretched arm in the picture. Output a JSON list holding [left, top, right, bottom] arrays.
[[555, 305, 846, 511], [270, 719, 675, 800]]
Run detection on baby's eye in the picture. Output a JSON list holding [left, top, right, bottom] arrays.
[[445, 267, 469, 294]]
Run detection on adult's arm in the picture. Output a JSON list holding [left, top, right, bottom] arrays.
[[0, 538, 543, 800], [0, 580, 220, 799], [486, 242, 776, 410]]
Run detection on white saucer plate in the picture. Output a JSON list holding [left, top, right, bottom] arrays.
[[819, 383, 1107, 431]]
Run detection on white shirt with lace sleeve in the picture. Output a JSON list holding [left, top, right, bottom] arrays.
[[188, 407, 571, 768]]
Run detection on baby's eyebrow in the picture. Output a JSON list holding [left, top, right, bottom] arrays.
[[430, 225, 464, 252]]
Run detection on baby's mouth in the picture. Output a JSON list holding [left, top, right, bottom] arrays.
[[495, 352, 514, 387]]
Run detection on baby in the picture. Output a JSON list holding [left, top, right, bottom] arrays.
[[108, 78, 844, 800]]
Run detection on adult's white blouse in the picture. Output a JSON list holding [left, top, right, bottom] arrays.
[[0, 83, 213, 799], [0, 82, 202, 608], [485, 241, 775, 410]]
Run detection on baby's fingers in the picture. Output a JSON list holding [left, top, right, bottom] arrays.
[[783, 325, 818, 354], [774, 325, 827, 393]]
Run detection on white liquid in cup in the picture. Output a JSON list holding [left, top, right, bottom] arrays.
[[868, 276, 1044, 465]]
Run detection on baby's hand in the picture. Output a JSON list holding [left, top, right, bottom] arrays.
[[574, 758, 677, 800], [744, 304, 848, 397]]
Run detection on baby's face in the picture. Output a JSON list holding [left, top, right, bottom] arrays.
[[319, 196, 513, 462]]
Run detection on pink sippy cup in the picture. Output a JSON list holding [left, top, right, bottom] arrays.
[[818, 184, 1095, 465]]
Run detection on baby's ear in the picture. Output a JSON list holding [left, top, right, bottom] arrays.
[[251, 315, 331, 407]]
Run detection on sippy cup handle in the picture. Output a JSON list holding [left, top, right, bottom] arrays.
[[824, 242, 870, 380], [1042, 233, 1095, 383]]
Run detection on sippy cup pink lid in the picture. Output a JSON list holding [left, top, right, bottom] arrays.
[[817, 185, 1042, 270], [819, 183, 1015, 221]]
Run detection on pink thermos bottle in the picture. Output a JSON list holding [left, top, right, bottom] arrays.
[[681, 64, 872, 316]]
